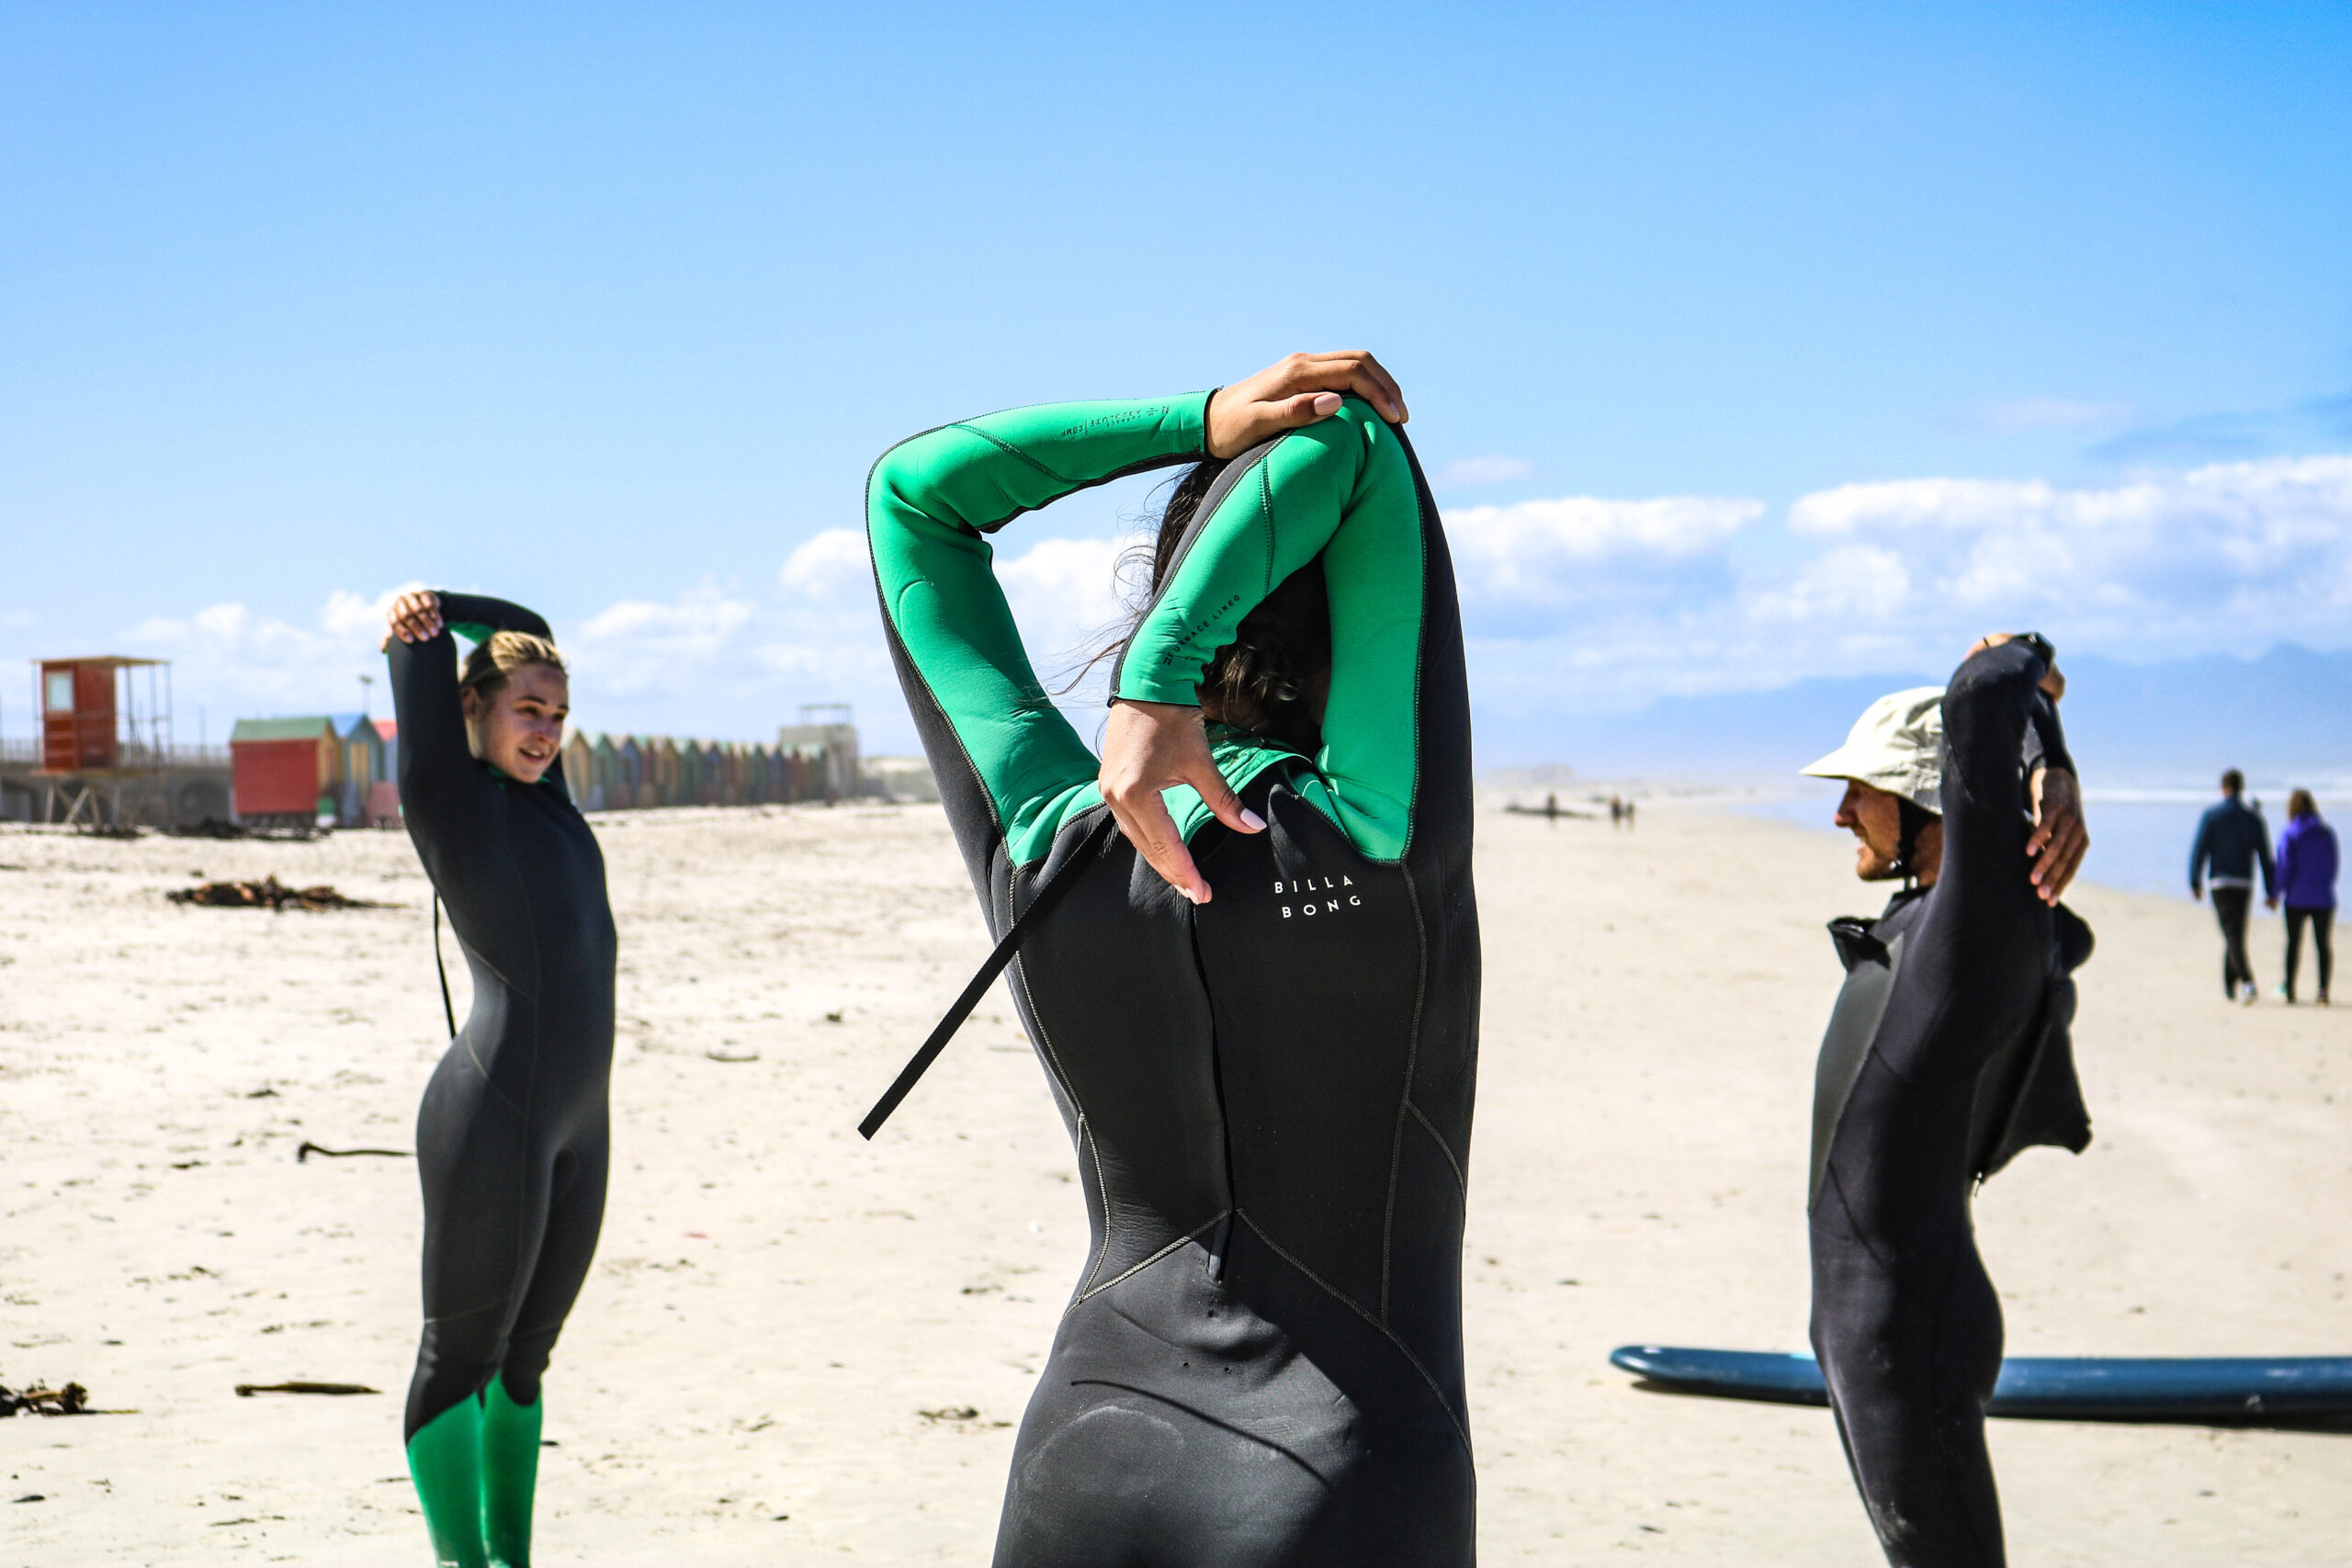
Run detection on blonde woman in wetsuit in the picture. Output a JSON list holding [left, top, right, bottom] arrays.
[[866, 353, 1479, 1566], [383, 591, 616, 1568]]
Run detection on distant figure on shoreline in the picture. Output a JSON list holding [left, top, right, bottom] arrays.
[[2188, 769, 2276, 1005], [2277, 788, 2336, 1005]]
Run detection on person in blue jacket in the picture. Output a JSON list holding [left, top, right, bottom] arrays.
[[2188, 769, 2276, 1003], [2277, 788, 2337, 1004]]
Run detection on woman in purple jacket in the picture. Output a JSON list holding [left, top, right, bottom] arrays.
[[2278, 789, 2337, 1004]]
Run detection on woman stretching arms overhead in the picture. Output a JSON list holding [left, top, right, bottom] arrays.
[[865, 353, 1479, 1566], [383, 591, 615, 1568]]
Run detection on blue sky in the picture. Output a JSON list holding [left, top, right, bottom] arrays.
[[3, 3, 2347, 755]]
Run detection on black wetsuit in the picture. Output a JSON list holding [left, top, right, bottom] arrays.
[[1806, 640, 2092, 1568], [868, 394, 1478, 1565], [388, 594, 616, 1441]]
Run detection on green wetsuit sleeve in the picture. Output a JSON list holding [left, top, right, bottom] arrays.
[[1114, 400, 1424, 862], [867, 394, 1212, 865]]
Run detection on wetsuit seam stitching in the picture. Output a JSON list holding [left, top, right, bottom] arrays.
[[1234, 1209, 1471, 1453], [1061, 1378, 1334, 1487], [449, 931, 529, 1122], [424, 1294, 515, 1325], [1381, 864, 1432, 1321], [949, 422, 1079, 488], [1185, 886, 1240, 1284], [1817, 1157, 1900, 1280], [944, 423, 1204, 536], [1075, 1210, 1231, 1303], [1257, 461, 1274, 596], [1078, 1112, 1114, 1299], [1010, 953, 1081, 1112], [1002, 870, 1107, 1291], [1406, 1100, 1467, 1201], [877, 590, 1007, 848], [1395, 433, 1436, 860]]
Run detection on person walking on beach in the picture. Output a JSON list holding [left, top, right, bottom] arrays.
[[384, 591, 615, 1568], [1795, 635, 2092, 1568], [864, 352, 1479, 1564], [2278, 789, 2336, 1004], [2189, 769, 2276, 1004]]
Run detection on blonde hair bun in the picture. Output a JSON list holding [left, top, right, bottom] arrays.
[[459, 631, 567, 700]]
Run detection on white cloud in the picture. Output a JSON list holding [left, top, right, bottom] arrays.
[[999, 536, 1130, 656], [1443, 494, 1764, 606], [97, 452, 2352, 755], [571, 581, 757, 697], [1778, 457, 2352, 638], [319, 585, 425, 636], [779, 528, 872, 601], [1745, 545, 1911, 626], [121, 591, 414, 721], [1436, 455, 1534, 488]]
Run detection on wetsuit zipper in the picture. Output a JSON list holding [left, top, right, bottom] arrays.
[[1190, 824, 1239, 1284]]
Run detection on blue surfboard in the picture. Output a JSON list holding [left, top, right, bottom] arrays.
[[1610, 1345, 2352, 1420]]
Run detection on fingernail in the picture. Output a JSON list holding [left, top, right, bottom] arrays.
[[1239, 808, 1266, 831]]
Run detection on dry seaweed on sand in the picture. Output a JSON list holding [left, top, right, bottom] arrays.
[[234, 1381, 379, 1397], [164, 818, 322, 841], [167, 875, 383, 911], [0, 1381, 99, 1416], [295, 1141, 412, 1163]]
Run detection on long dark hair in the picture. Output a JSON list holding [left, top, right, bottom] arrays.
[[1068, 458, 1333, 756]]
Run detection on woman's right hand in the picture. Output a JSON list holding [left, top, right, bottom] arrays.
[[1100, 700, 1266, 904], [1206, 352, 1408, 458], [383, 591, 445, 649]]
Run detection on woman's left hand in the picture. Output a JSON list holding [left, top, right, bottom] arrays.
[[1206, 352, 1408, 458]]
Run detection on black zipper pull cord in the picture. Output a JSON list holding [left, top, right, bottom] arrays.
[[433, 893, 458, 1040], [859, 812, 1117, 1140]]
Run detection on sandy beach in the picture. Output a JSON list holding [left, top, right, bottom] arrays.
[[3, 797, 2346, 1565]]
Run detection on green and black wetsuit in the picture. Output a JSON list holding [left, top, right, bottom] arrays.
[[868, 394, 1479, 1566], [1807, 639, 2091, 1568], [388, 593, 616, 1568]]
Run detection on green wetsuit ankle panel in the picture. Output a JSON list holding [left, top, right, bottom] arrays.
[[405, 1397, 488, 1568], [481, 1376, 543, 1567]]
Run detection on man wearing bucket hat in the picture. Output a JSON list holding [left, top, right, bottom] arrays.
[[1797, 633, 2092, 1568]]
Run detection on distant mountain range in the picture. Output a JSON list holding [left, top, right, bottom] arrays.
[[1506, 644, 2352, 786]]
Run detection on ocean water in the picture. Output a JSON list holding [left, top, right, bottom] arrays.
[[1738, 784, 2346, 902]]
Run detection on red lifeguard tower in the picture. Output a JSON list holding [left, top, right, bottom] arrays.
[[31, 656, 172, 826]]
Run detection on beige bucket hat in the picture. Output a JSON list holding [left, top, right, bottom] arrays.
[[1800, 686, 1946, 813]]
